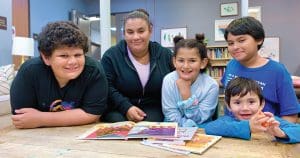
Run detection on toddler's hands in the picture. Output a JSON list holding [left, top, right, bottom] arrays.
[[263, 114, 287, 138], [249, 111, 269, 133]]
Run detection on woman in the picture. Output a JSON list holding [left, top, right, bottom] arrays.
[[101, 9, 174, 122], [10, 21, 108, 129]]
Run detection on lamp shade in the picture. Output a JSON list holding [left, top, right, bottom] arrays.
[[12, 36, 34, 56]]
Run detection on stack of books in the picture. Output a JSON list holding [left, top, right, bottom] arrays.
[[78, 121, 221, 155], [141, 127, 221, 155]]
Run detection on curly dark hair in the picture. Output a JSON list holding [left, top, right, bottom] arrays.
[[38, 21, 88, 57]]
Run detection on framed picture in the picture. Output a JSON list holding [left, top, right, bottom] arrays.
[[258, 37, 280, 61], [248, 6, 262, 22], [214, 19, 234, 41], [160, 27, 187, 47], [220, 2, 238, 17], [0, 16, 7, 30]]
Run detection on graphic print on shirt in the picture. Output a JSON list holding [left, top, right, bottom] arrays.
[[226, 73, 266, 90], [49, 99, 75, 112]]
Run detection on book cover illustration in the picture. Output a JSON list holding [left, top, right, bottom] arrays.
[[78, 121, 178, 140], [143, 127, 198, 145], [163, 129, 222, 154], [78, 121, 135, 139], [127, 122, 178, 138]]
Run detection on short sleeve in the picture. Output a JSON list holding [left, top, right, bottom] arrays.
[[10, 63, 37, 114], [81, 62, 108, 115]]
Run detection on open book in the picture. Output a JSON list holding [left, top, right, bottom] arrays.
[[78, 121, 178, 140]]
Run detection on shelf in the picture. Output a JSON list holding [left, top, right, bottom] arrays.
[[210, 59, 230, 66], [207, 45, 228, 112], [213, 77, 221, 81]]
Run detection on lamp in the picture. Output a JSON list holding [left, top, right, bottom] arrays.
[[12, 36, 34, 63]]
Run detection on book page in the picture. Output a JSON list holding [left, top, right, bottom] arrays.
[[77, 121, 135, 140], [127, 122, 178, 138]]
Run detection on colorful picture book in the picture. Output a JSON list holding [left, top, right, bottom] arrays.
[[163, 129, 222, 154], [143, 127, 198, 145], [78, 121, 178, 140], [141, 129, 221, 155]]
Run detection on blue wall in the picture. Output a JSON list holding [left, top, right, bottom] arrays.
[[2, 0, 299, 75], [0, 0, 12, 66], [110, 0, 300, 75], [30, 0, 89, 56]]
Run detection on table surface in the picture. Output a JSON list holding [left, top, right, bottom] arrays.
[[0, 114, 299, 158]]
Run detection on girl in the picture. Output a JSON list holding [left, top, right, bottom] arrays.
[[162, 34, 219, 127]]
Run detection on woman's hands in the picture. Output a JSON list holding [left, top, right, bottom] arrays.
[[126, 106, 146, 122]]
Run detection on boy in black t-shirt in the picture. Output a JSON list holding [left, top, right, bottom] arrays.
[[10, 21, 108, 129]]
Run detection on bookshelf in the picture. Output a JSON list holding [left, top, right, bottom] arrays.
[[207, 45, 231, 80], [207, 45, 231, 116]]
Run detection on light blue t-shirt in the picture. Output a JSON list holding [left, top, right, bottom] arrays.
[[162, 71, 219, 127]]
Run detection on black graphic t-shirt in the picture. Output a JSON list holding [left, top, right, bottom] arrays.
[[10, 56, 108, 115]]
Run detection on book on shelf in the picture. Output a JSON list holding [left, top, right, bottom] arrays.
[[141, 129, 221, 155], [77, 121, 178, 140], [207, 46, 230, 59]]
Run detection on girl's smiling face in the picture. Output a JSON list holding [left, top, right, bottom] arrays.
[[173, 47, 207, 82]]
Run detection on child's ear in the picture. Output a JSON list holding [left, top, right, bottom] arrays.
[[259, 99, 266, 111], [200, 58, 208, 69], [257, 39, 264, 46], [41, 53, 50, 66], [225, 102, 232, 111], [172, 56, 177, 68]]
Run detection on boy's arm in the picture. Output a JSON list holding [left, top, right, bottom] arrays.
[[11, 108, 99, 129], [205, 116, 251, 140], [281, 115, 298, 123], [275, 117, 300, 143]]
